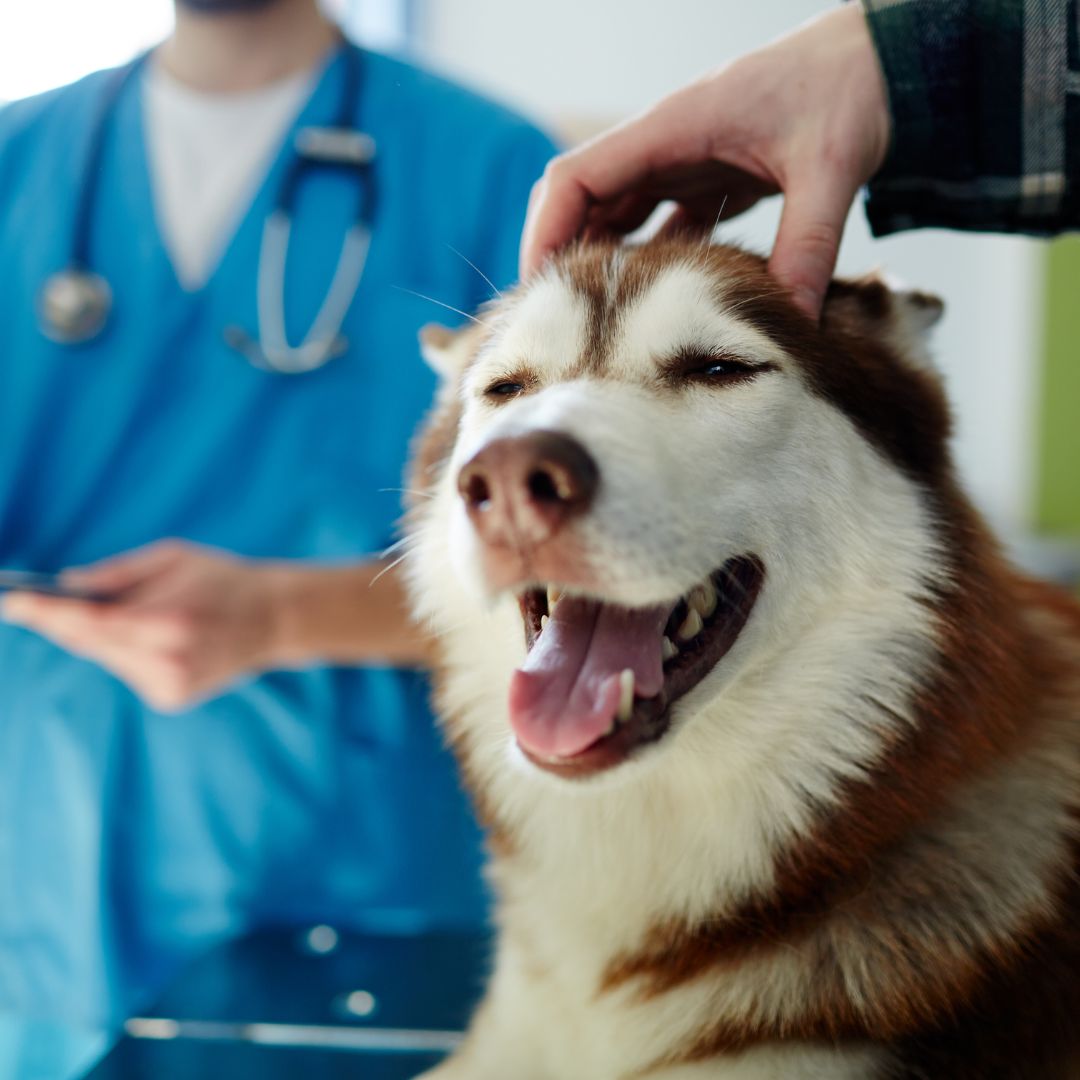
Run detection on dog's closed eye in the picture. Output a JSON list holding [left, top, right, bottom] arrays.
[[662, 350, 777, 388], [483, 369, 538, 403], [487, 380, 525, 398]]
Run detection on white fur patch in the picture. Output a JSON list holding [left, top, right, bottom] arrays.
[[614, 261, 790, 375]]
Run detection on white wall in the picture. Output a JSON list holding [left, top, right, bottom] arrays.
[[0, 0, 173, 102], [336, 0, 410, 52], [412, 0, 1042, 532], [0, 1, 408, 103]]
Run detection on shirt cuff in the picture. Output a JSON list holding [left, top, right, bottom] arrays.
[[859, 0, 1053, 237]]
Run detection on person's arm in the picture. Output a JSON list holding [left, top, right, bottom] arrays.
[[265, 557, 432, 668], [519, 4, 890, 319], [521, 0, 1078, 320], [0, 541, 431, 713], [862, 0, 1076, 237]]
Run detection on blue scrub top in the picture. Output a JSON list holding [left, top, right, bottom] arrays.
[[0, 46, 556, 1027]]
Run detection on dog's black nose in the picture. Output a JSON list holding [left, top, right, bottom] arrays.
[[458, 431, 599, 548]]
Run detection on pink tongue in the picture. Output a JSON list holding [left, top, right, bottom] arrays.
[[509, 598, 669, 759]]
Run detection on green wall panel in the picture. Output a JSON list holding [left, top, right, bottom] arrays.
[[1037, 237, 1080, 534]]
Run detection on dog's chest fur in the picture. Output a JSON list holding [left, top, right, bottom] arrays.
[[406, 241, 1080, 1079]]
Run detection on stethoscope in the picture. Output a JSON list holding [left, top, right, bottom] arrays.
[[37, 43, 376, 375]]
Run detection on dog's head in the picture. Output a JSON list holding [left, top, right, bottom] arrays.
[[406, 240, 951, 790]]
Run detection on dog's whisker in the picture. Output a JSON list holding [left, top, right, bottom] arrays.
[[391, 285, 492, 327], [427, 612, 485, 637], [446, 244, 503, 299], [378, 486, 435, 501], [720, 286, 791, 318], [700, 195, 729, 250], [369, 551, 411, 587], [378, 536, 414, 559]]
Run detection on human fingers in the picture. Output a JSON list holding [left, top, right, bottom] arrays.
[[2, 592, 196, 651], [520, 89, 719, 277], [2, 593, 217, 710], [520, 167, 588, 280], [577, 163, 766, 242], [2, 593, 108, 641], [61, 539, 192, 596], [652, 184, 771, 242], [767, 170, 859, 320], [72, 636, 212, 713]]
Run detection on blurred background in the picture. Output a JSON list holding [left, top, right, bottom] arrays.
[[1, 3, 1077, 1077], [2, 0, 1076, 568]]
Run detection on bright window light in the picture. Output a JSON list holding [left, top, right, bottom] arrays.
[[0, 0, 175, 103], [335, 0, 410, 52], [0, 1, 408, 105]]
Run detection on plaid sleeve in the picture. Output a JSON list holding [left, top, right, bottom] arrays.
[[860, 0, 1080, 236]]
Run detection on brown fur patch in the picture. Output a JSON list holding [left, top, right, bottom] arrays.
[[724, 266, 952, 482], [566, 244, 617, 376], [887, 839, 1080, 1079], [406, 390, 462, 500], [561, 241, 665, 377], [825, 275, 893, 322]]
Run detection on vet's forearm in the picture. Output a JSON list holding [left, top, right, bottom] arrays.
[[263, 559, 433, 669]]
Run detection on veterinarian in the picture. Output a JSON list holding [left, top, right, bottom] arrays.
[[522, 0, 1078, 317], [0, 0, 555, 1050]]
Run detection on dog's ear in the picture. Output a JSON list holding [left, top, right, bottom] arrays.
[[419, 322, 482, 381], [823, 272, 944, 370]]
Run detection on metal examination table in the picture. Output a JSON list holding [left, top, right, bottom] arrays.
[[83, 927, 489, 1079]]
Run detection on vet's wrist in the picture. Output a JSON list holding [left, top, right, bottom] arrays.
[[254, 562, 313, 669]]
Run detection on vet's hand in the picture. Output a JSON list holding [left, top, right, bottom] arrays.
[[1, 541, 282, 712], [519, 5, 890, 319]]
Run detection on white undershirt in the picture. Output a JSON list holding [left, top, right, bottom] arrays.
[[142, 59, 315, 290]]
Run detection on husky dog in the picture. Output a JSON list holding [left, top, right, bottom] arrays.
[[404, 240, 1080, 1079]]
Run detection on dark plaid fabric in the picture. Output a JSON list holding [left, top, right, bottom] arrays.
[[861, 0, 1080, 236]]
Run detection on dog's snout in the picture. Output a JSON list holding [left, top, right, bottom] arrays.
[[458, 431, 598, 548]]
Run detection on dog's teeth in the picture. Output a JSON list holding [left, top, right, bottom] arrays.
[[540, 614, 549, 632], [547, 586, 561, 611], [677, 607, 704, 642], [689, 580, 717, 619], [661, 636, 679, 661], [616, 669, 634, 723]]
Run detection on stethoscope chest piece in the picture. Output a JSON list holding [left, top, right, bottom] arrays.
[[43, 44, 372, 369], [39, 268, 113, 345]]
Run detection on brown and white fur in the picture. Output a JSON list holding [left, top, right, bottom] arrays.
[[403, 240, 1080, 1079]]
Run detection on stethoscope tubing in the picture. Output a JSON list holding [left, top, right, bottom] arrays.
[[42, 41, 376, 374], [255, 212, 371, 374], [70, 58, 147, 273]]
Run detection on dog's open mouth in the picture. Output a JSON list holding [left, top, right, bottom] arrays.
[[510, 555, 764, 777]]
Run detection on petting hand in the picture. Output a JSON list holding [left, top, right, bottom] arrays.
[[1, 541, 284, 713], [519, 4, 891, 319]]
